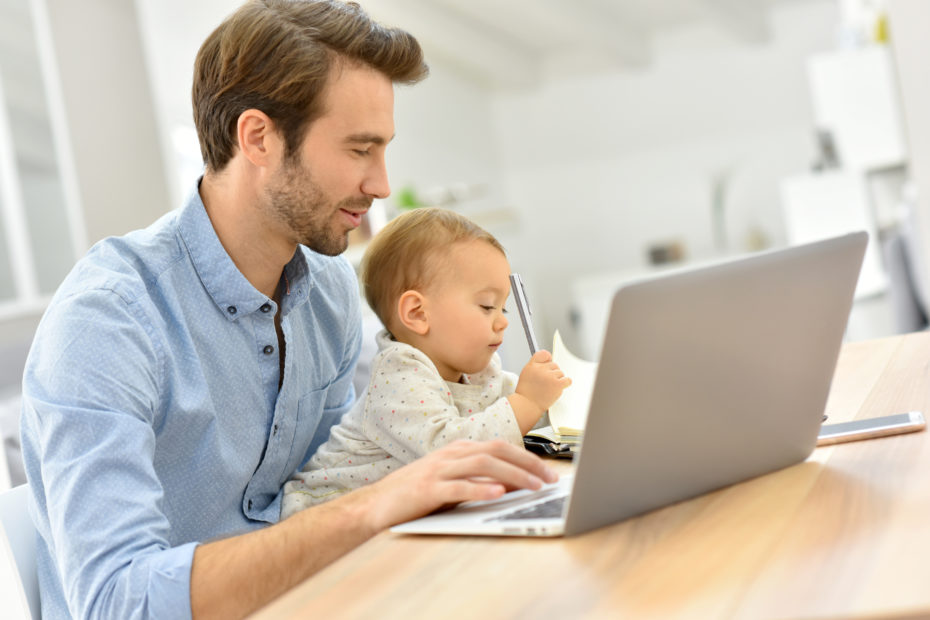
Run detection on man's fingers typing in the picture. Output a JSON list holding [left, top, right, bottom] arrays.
[[437, 453, 546, 491], [369, 440, 559, 530], [433, 479, 507, 504]]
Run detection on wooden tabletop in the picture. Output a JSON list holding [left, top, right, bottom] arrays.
[[253, 332, 930, 619]]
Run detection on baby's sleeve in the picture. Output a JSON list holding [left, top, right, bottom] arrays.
[[361, 349, 523, 462], [500, 369, 519, 396]]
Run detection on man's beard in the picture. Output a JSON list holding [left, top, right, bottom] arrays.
[[264, 159, 371, 257]]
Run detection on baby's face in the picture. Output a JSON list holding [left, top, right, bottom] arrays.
[[421, 240, 511, 382]]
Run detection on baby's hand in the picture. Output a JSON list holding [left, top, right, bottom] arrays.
[[515, 350, 572, 412]]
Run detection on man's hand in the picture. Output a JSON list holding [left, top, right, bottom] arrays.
[[356, 439, 559, 532], [193, 439, 556, 618]]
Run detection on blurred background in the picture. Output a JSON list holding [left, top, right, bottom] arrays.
[[1, 0, 929, 382]]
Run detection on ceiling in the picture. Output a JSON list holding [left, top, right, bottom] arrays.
[[130, 0, 818, 113], [366, 0, 800, 90]]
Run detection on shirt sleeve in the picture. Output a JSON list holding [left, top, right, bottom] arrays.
[[21, 289, 196, 620], [500, 369, 519, 397], [359, 348, 523, 461]]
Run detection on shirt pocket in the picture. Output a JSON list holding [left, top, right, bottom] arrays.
[[280, 384, 333, 480]]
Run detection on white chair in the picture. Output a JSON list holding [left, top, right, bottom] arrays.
[[0, 483, 40, 619], [0, 437, 11, 492]]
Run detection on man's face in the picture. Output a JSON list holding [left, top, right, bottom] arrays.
[[264, 63, 394, 256]]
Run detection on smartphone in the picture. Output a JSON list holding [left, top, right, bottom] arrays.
[[817, 411, 926, 446]]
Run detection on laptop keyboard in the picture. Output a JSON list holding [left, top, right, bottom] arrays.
[[489, 495, 566, 521]]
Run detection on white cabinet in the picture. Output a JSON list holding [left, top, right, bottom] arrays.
[[807, 46, 906, 171], [780, 171, 886, 299]]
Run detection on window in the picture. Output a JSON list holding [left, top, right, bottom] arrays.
[[0, 0, 84, 318]]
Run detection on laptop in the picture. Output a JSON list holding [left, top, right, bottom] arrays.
[[391, 232, 868, 537]]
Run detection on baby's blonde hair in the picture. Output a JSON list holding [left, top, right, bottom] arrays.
[[360, 207, 505, 332]]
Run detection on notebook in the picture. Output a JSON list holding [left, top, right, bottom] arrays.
[[391, 232, 868, 537]]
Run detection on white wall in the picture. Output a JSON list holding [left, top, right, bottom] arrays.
[[390, 67, 505, 202], [887, 0, 930, 314], [490, 1, 839, 353]]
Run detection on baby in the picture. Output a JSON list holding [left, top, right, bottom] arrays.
[[281, 207, 570, 518]]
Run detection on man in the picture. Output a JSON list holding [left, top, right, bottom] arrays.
[[19, 1, 556, 618]]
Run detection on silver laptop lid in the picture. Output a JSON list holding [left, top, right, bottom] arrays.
[[564, 232, 867, 535]]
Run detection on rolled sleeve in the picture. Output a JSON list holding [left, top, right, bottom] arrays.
[[101, 542, 198, 620], [148, 543, 198, 618]]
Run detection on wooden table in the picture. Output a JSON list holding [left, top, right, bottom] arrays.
[[253, 332, 930, 619]]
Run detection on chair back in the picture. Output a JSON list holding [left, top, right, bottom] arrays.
[[0, 484, 40, 619], [0, 440, 10, 491]]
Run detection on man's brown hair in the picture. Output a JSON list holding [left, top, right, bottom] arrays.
[[193, 0, 428, 172], [361, 207, 506, 333]]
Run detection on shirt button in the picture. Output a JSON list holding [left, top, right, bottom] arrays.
[[260, 303, 272, 313], [263, 345, 275, 355], [273, 424, 278, 435], [227, 306, 237, 315]]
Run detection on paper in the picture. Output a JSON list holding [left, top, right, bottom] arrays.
[[548, 330, 598, 437]]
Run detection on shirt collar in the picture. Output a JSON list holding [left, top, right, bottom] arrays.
[[178, 180, 310, 320]]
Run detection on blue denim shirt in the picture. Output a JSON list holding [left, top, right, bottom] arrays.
[[19, 183, 362, 619]]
